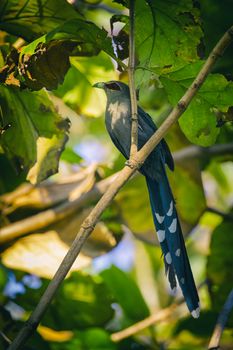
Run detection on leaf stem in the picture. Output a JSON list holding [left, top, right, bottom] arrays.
[[7, 26, 233, 350]]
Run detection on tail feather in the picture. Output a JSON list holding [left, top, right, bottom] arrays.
[[146, 174, 200, 318]]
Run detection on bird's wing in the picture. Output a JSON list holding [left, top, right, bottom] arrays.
[[108, 131, 129, 160], [161, 139, 174, 171]]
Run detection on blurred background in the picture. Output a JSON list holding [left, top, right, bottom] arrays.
[[0, 0, 233, 349]]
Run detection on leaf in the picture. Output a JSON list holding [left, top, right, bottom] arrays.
[[207, 220, 233, 324], [16, 272, 114, 330], [55, 52, 118, 117], [0, 86, 69, 184], [0, 154, 26, 195], [200, 0, 233, 75], [161, 64, 233, 146], [168, 164, 206, 226], [0, 0, 81, 41], [51, 329, 116, 350], [10, 19, 117, 91], [0, 264, 7, 296], [116, 175, 154, 235], [134, 0, 203, 73], [2, 209, 118, 277], [61, 147, 83, 164], [101, 265, 150, 322], [19, 40, 77, 90], [174, 310, 217, 337], [0, 164, 96, 212]]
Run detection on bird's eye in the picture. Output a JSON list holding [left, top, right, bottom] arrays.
[[105, 82, 121, 91]]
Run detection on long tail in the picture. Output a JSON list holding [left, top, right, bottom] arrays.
[[146, 173, 200, 318]]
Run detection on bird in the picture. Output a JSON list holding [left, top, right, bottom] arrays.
[[93, 80, 200, 318]]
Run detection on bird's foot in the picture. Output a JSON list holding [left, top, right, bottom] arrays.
[[125, 159, 143, 170]]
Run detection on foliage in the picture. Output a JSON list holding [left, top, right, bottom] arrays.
[[0, 0, 233, 350]]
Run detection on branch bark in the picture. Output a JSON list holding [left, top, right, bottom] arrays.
[[128, 0, 138, 157], [208, 288, 233, 349], [7, 26, 233, 350], [1, 142, 233, 244]]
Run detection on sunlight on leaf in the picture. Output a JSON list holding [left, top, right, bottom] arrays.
[[0, 86, 69, 183]]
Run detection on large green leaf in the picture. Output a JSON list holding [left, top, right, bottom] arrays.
[[16, 271, 114, 330], [6, 19, 117, 91], [207, 220, 233, 323], [54, 53, 118, 117], [0, 0, 81, 41], [0, 86, 69, 184], [101, 265, 150, 322], [160, 64, 233, 146], [134, 0, 202, 74]]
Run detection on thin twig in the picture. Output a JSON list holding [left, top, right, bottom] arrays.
[[111, 304, 177, 342], [111, 280, 206, 342], [0, 331, 12, 345], [1, 142, 233, 243], [208, 288, 233, 349], [7, 26, 233, 350], [206, 207, 233, 222], [128, 0, 138, 157]]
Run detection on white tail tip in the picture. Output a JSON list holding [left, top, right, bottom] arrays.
[[191, 306, 200, 319]]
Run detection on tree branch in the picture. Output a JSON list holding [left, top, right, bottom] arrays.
[[206, 207, 233, 222], [1, 142, 233, 244], [174, 142, 233, 163], [7, 26, 233, 350], [0, 173, 118, 244], [208, 288, 233, 350], [128, 0, 138, 157], [111, 304, 177, 342], [111, 280, 206, 342]]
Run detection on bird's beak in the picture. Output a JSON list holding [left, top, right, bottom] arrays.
[[93, 82, 105, 89]]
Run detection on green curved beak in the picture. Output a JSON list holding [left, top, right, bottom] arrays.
[[93, 82, 105, 89]]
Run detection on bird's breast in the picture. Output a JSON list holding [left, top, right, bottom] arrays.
[[107, 101, 130, 131]]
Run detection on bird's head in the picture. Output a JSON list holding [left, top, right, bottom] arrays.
[[93, 81, 130, 100]]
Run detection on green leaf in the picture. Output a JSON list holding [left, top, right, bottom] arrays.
[[116, 175, 154, 234], [60, 147, 83, 164], [174, 310, 217, 338], [207, 220, 233, 325], [19, 40, 77, 91], [0, 265, 7, 297], [51, 328, 116, 350], [101, 265, 150, 322], [161, 79, 219, 146], [0, 86, 69, 184], [0, 0, 81, 41], [0, 154, 26, 194], [168, 164, 206, 226], [15, 19, 117, 91], [16, 271, 114, 330], [55, 53, 118, 117], [134, 0, 203, 74], [161, 65, 233, 146]]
